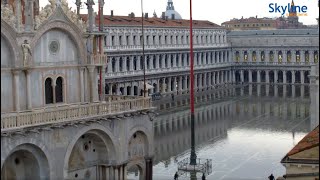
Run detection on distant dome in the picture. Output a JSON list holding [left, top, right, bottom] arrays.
[[164, 0, 182, 20], [165, 10, 182, 20]]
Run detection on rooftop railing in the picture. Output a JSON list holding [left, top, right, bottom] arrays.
[[1, 95, 151, 132]]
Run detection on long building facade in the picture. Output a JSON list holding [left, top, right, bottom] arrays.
[[96, 16, 319, 97]]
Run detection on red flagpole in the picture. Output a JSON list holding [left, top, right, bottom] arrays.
[[189, 0, 197, 166]]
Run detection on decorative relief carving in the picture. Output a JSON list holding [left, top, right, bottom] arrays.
[[35, 0, 86, 32], [1, 3, 16, 30]]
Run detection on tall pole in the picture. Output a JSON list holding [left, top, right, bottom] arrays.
[[189, 0, 197, 166], [141, 0, 146, 97], [97, 0, 104, 99]]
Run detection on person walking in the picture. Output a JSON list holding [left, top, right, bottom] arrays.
[[174, 172, 179, 180], [202, 173, 206, 180], [268, 174, 275, 180]]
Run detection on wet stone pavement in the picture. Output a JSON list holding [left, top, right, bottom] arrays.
[[128, 85, 316, 180]]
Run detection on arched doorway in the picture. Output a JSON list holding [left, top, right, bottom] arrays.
[[126, 164, 144, 180], [65, 130, 116, 179], [1, 144, 50, 180], [127, 131, 149, 180]]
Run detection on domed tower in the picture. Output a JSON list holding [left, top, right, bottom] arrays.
[[287, 0, 299, 27], [164, 0, 182, 20]]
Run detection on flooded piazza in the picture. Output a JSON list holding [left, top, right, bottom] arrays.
[[127, 84, 315, 180]]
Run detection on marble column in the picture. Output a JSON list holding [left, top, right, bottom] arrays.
[[301, 70, 305, 84], [249, 70, 252, 83], [114, 167, 119, 180], [274, 85, 278, 97], [178, 76, 182, 94], [283, 85, 287, 98], [203, 73, 207, 89], [249, 84, 252, 96], [301, 50, 305, 63], [184, 76, 188, 92], [105, 167, 110, 179], [88, 66, 96, 102], [25, 69, 32, 110], [232, 70, 236, 83], [116, 57, 120, 72], [266, 85, 270, 96], [208, 73, 212, 88], [292, 85, 296, 98], [266, 70, 270, 84], [101, 66, 106, 98], [240, 70, 244, 83], [124, 165, 127, 180], [292, 70, 295, 84], [301, 85, 305, 98], [131, 82, 135, 95], [274, 70, 278, 84], [257, 84, 261, 96], [12, 70, 20, 111], [257, 70, 261, 83], [119, 166, 123, 180], [168, 77, 172, 92], [283, 71, 287, 84]]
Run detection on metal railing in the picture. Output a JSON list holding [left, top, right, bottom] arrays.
[[1, 96, 151, 131]]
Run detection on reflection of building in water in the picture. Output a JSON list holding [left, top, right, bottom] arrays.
[[154, 86, 311, 163], [154, 100, 231, 163]]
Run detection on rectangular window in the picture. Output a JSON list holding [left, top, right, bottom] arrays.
[[119, 36, 122, 46], [133, 36, 136, 45], [126, 35, 129, 46], [111, 36, 115, 46]]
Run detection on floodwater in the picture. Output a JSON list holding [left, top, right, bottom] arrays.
[[130, 84, 316, 180]]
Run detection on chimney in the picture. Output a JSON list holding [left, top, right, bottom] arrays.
[[145, 13, 148, 19], [162, 12, 165, 20], [165, 16, 168, 21], [111, 10, 114, 17], [171, 14, 175, 20], [256, 15, 258, 18]]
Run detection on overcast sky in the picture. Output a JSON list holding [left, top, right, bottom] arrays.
[[40, 0, 319, 25]]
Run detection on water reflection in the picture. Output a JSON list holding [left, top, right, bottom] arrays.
[[152, 85, 314, 180]]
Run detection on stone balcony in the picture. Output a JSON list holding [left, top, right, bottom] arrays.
[[87, 54, 108, 66], [1, 95, 152, 132]]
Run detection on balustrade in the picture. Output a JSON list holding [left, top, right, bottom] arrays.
[[87, 54, 108, 65], [1, 96, 151, 131]]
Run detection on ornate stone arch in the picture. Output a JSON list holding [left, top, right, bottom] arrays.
[[31, 20, 86, 65], [127, 125, 153, 157], [63, 124, 119, 178], [1, 138, 53, 179], [1, 20, 21, 67]]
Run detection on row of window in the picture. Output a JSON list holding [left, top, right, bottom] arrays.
[[108, 51, 230, 73], [235, 50, 319, 63], [106, 33, 226, 46], [45, 77, 63, 104], [229, 23, 272, 28]]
